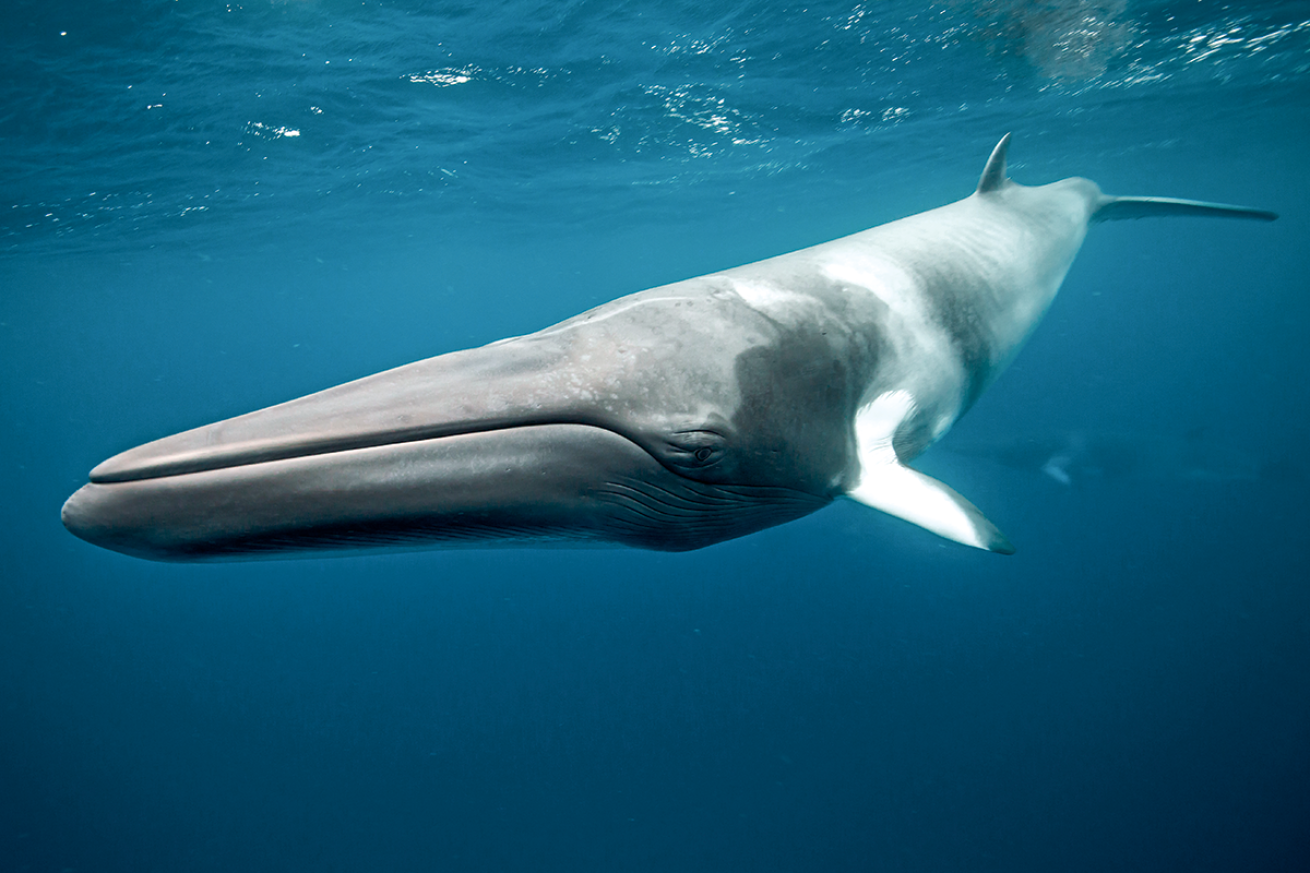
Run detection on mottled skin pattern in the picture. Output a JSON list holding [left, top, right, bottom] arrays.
[[63, 284, 866, 558]]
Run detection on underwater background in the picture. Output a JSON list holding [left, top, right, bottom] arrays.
[[3, 0, 1309, 870]]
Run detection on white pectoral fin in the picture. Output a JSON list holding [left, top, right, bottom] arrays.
[[848, 391, 1015, 554], [847, 464, 1015, 554]]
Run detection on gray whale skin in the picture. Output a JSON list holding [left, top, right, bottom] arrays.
[[61, 135, 1277, 561]]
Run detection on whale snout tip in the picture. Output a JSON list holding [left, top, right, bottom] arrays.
[[61, 483, 127, 557], [61, 485, 89, 538]]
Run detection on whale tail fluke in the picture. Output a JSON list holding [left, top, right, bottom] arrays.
[[1094, 195, 1277, 223]]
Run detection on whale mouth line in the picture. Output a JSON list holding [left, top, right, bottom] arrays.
[[89, 416, 630, 484], [62, 422, 829, 562]]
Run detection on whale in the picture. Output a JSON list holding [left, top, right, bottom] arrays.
[[943, 428, 1305, 488], [61, 134, 1277, 561]]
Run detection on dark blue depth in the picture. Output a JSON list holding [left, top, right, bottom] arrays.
[[3, 1, 1309, 871]]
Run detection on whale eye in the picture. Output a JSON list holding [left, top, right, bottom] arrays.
[[658, 428, 728, 473]]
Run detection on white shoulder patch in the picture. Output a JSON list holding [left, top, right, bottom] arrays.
[[846, 390, 1014, 554], [725, 276, 801, 312]]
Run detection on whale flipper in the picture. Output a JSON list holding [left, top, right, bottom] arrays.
[[847, 464, 1015, 555], [846, 390, 1014, 554]]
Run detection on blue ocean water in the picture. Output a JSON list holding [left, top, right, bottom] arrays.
[[3, 0, 1309, 869]]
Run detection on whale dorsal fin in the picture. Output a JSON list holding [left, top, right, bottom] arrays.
[[846, 390, 1015, 554], [976, 133, 1012, 195]]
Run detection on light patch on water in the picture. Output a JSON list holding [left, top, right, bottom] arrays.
[[1059, 13, 1310, 92], [408, 68, 477, 87], [1178, 18, 1310, 66], [246, 122, 301, 139]]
